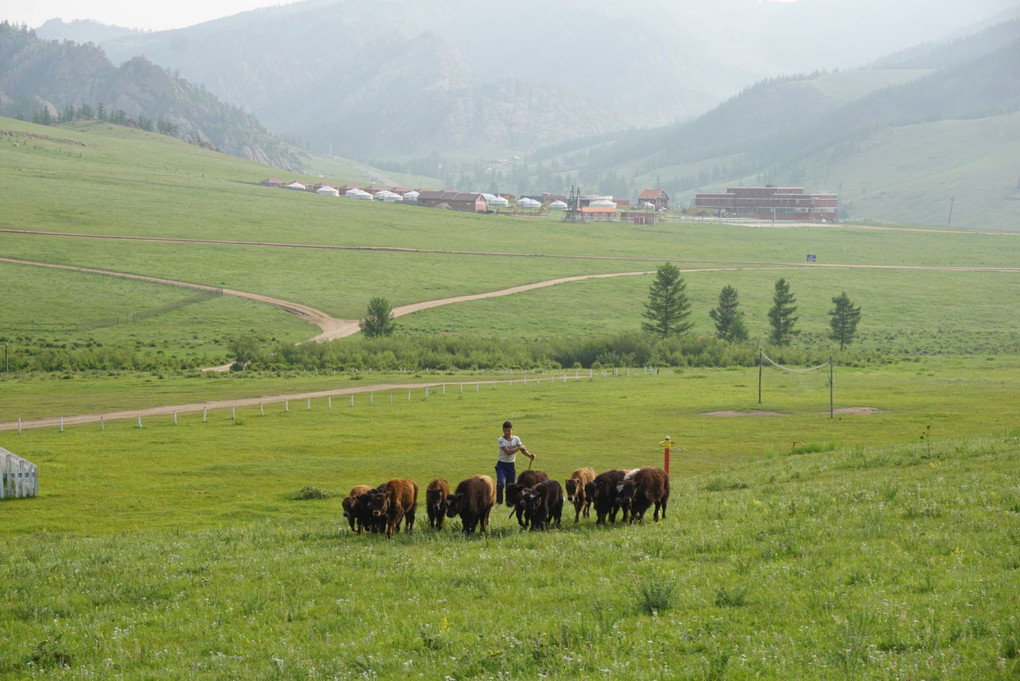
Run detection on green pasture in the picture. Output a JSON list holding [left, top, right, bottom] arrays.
[[4, 359, 1018, 535], [2, 364, 1019, 679]]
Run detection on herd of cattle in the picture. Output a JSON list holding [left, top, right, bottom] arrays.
[[341, 466, 670, 537]]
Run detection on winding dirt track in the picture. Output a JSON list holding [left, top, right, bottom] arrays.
[[2, 229, 1018, 432]]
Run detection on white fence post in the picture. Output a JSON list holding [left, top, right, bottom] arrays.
[[1, 446, 38, 499]]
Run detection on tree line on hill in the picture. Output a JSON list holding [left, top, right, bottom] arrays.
[[222, 263, 863, 373], [30, 101, 186, 140]]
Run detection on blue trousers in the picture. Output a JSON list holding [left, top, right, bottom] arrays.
[[495, 461, 516, 504]]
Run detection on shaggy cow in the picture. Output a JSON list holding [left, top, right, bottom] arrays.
[[366, 478, 419, 538], [445, 475, 496, 534], [505, 469, 549, 528], [585, 469, 628, 525], [564, 467, 596, 523], [616, 466, 670, 523], [425, 478, 450, 530], [521, 479, 564, 531], [341, 484, 374, 533]]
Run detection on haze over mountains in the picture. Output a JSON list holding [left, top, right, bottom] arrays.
[[34, 0, 1017, 157], [5, 0, 1020, 229]]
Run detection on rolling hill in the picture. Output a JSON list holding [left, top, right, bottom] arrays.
[[0, 22, 302, 169]]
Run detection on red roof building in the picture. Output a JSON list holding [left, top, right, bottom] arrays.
[[637, 189, 670, 210], [694, 186, 837, 222]]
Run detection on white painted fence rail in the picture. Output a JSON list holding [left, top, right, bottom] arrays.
[[1, 446, 38, 499]]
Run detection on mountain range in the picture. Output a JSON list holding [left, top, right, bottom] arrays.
[[32, 0, 1018, 158], [5, 0, 1020, 229]]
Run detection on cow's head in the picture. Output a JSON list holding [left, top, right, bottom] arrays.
[[522, 489, 543, 514], [565, 478, 580, 502], [615, 480, 636, 509], [584, 481, 599, 503], [426, 487, 446, 513], [366, 489, 390, 517], [504, 483, 523, 507], [445, 494, 461, 518]]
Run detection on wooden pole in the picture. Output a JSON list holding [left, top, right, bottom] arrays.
[[830, 357, 834, 419], [758, 350, 763, 404]]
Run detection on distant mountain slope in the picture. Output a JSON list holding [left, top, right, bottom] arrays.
[[51, 0, 1013, 160], [0, 22, 302, 169], [531, 17, 1019, 229]]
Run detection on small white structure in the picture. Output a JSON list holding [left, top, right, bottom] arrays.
[[549, 200, 568, 211], [287, 181, 307, 191], [488, 196, 509, 208], [1, 446, 38, 499], [590, 199, 616, 208], [345, 188, 373, 200], [375, 190, 403, 202], [518, 197, 541, 209], [402, 190, 420, 203], [316, 186, 340, 197]]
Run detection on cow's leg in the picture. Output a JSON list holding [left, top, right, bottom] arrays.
[[406, 504, 416, 534]]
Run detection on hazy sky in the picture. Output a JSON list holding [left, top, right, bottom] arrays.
[[5, 0, 803, 32], [5, 1, 299, 31]]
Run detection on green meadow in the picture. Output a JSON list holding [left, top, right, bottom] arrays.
[[1, 116, 1019, 678], [2, 368, 1020, 679]]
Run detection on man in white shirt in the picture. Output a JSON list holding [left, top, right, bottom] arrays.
[[496, 420, 536, 505]]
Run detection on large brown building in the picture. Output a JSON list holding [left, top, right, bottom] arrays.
[[694, 186, 837, 222], [416, 191, 487, 212]]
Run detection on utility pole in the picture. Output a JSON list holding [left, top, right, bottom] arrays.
[[948, 196, 954, 226]]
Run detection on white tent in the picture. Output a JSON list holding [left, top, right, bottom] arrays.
[[488, 196, 509, 208], [518, 197, 541, 209], [590, 199, 616, 208], [549, 200, 568, 211], [376, 190, 403, 202], [287, 182, 306, 191], [402, 190, 420, 202], [346, 188, 373, 200], [316, 186, 340, 197]]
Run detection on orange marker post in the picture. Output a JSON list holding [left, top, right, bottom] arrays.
[[659, 436, 673, 476]]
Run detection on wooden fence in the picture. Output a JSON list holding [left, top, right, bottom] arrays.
[[1, 446, 38, 499]]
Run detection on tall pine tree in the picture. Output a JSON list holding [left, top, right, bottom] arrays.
[[829, 291, 862, 350], [767, 278, 798, 346], [642, 263, 693, 337], [709, 285, 748, 342]]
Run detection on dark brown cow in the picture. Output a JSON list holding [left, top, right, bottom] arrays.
[[521, 479, 563, 531], [425, 478, 450, 530], [366, 478, 418, 538], [341, 484, 374, 533], [564, 467, 596, 523], [446, 475, 496, 534], [505, 469, 549, 527], [616, 467, 670, 523], [585, 469, 628, 525]]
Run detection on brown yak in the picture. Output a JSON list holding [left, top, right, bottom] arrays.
[[564, 467, 596, 523], [521, 479, 564, 531], [425, 478, 450, 530], [505, 469, 549, 528], [616, 467, 670, 523], [445, 475, 496, 534], [585, 469, 628, 525], [366, 478, 419, 538], [341, 484, 374, 533]]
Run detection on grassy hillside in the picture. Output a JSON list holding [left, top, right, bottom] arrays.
[[2, 115, 1018, 388], [1, 113, 1018, 679], [2, 369, 1018, 678]]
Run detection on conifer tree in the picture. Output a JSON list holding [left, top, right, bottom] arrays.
[[709, 285, 748, 342], [360, 297, 396, 338], [829, 291, 862, 351], [767, 278, 798, 346], [641, 262, 693, 337]]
